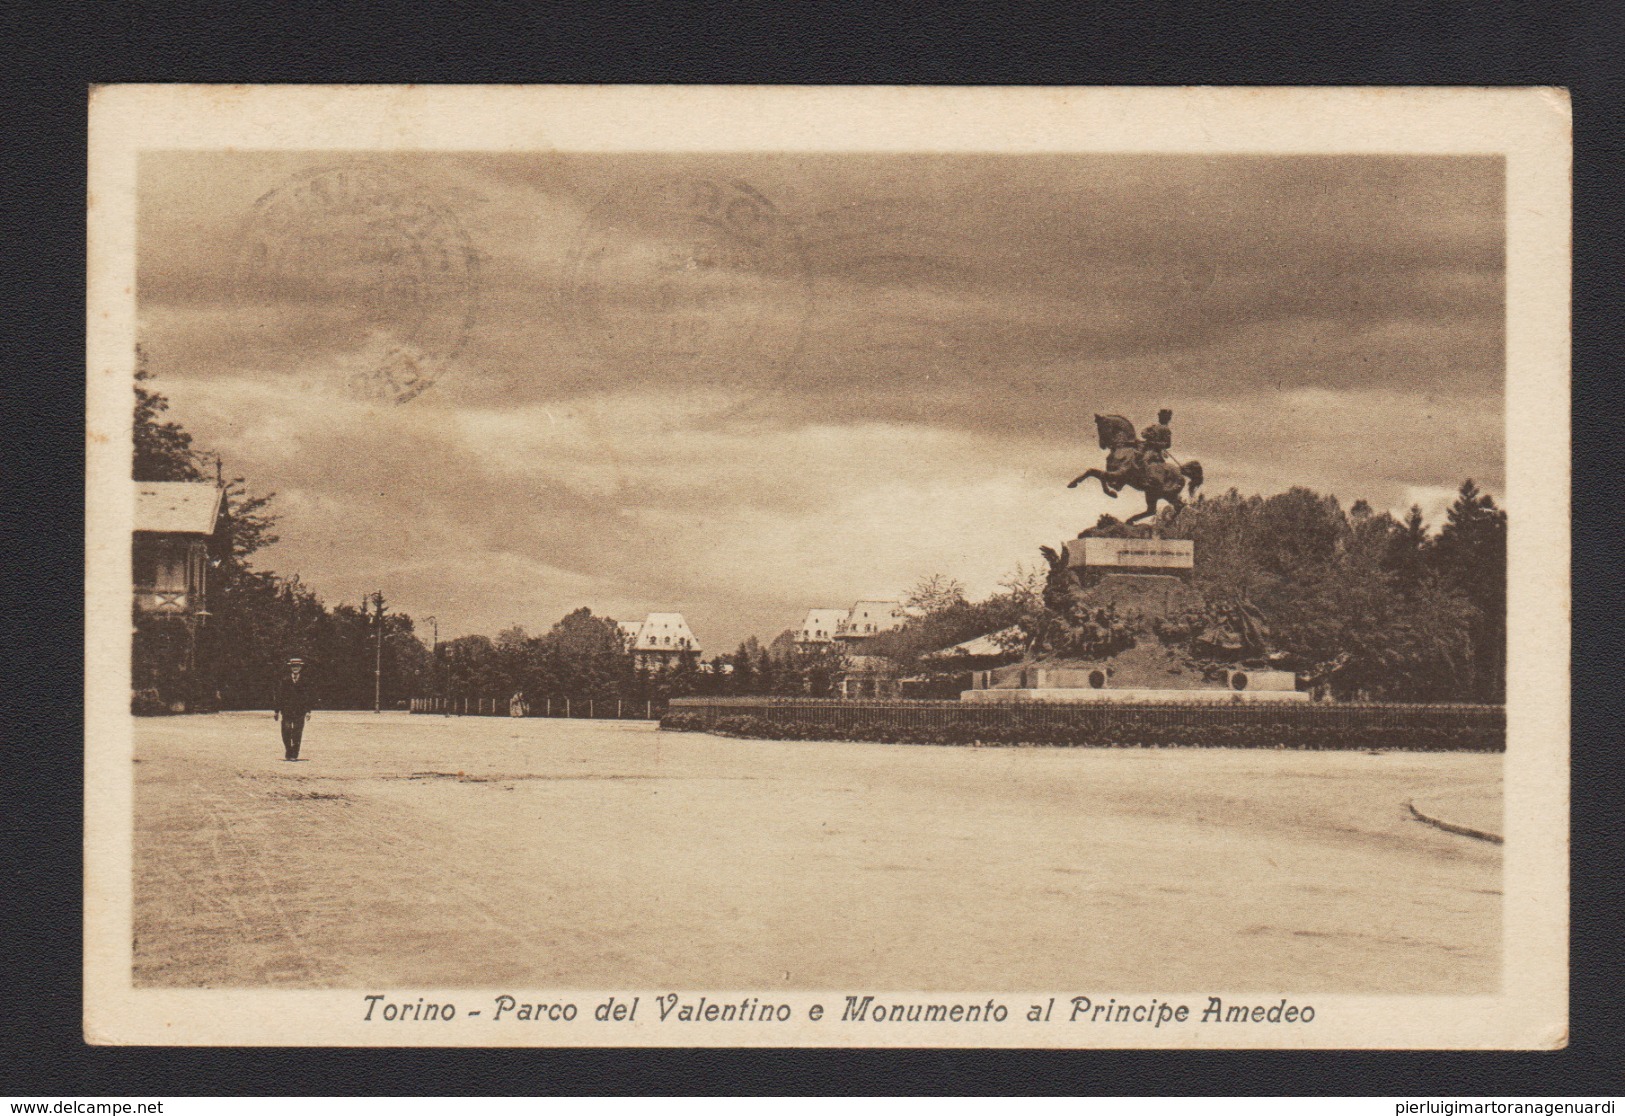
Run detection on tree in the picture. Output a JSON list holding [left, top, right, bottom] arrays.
[[220, 484, 280, 564], [541, 608, 624, 659], [533, 608, 635, 701], [904, 574, 967, 616], [729, 637, 764, 693], [867, 575, 1027, 672], [442, 634, 497, 701], [1433, 481, 1507, 588], [1383, 504, 1432, 591], [766, 629, 798, 664], [1260, 535, 1476, 701], [989, 562, 1048, 656], [1430, 480, 1508, 701], [1143, 481, 1502, 701], [1252, 487, 1349, 579], [381, 613, 433, 707], [133, 350, 205, 482], [666, 646, 703, 698]]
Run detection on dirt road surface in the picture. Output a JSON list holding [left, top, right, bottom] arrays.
[[132, 711, 1501, 992]]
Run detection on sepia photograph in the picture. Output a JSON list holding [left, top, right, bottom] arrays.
[[84, 86, 1570, 1048]]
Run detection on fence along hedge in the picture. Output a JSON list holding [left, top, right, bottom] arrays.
[[661, 698, 1504, 751]]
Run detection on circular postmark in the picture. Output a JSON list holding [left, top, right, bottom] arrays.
[[238, 163, 479, 403], [563, 177, 810, 382]]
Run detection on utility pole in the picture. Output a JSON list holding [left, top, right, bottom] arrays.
[[372, 591, 386, 713], [424, 615, 444, 715]]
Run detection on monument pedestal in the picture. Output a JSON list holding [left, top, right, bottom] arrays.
[[962, 534, 1310, 704], [961, 687, 1309, 704]]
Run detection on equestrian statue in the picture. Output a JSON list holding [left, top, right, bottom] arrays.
[[1067, 409, 1204, 526]]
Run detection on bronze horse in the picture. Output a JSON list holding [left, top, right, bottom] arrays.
[[1068, 414, 1204, 526]]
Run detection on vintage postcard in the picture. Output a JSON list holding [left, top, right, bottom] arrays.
[[85, 86, 1570, 1048]]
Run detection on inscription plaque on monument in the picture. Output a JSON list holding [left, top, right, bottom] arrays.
[[1064, 536, 1195, 572]]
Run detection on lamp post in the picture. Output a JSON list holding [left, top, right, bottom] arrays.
[[371, 591, 385, 713], [423, 615, 440, 714]]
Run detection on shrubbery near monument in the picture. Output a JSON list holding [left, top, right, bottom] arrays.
[[660, 703, 1503, 751], [1170, 487, 1504, 702], [882, 486, 1505, 705]]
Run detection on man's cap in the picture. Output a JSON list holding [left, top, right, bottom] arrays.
[[287, 657, 304, 665]]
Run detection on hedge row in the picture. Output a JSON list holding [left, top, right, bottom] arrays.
[[659, 706, 1503, 752]]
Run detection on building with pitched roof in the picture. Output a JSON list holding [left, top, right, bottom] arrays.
[[925, 626, 1024, 663], [132, 481, 225, 712], [133, 482, 224, 619], [622, 612, 701, 670], [834, 599, 904, 649], [795, 607, 850, 653]]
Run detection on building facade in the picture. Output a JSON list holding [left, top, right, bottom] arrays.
[[834, 599, 904, 650], [837, 654, 901, 699], [132, 482, 225, 711], [795, 607, 850, 654], [133, 482, 224, 618], [621, 612, 701, 671]]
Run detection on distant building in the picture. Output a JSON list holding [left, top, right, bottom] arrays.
[[923, 626, 1024, 669], [622, 612, 701, 670], [133, 482, 224, 620], [834, 599, 903, 649], [837, 655, 901, 700], [132, 481, 225, 711], [795, 608, 850, 653]]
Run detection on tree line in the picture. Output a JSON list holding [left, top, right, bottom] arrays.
[[134, 362, 437, 710], [133, 364, 836, 710], [1168, 485, 1506, 702], [134, 363, 1505, 710], [860, 485, 1506, 703]]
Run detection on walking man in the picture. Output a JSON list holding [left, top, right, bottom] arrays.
[[274, 657, 315, 761]]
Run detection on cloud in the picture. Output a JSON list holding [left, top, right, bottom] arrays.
[[137, 151, 1505, 647]]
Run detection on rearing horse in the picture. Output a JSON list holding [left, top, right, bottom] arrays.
[[1068, 414, 1205, 526]]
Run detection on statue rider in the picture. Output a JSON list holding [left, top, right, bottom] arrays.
[[1094, 409, 1172, 497], [1066, 409, 1201, 526], [1140, 409, 1174, 466]]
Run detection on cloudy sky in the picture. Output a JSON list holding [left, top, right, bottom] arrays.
[[137, 152, 1504, 650]]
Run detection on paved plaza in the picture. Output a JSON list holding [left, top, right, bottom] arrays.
[[132, 711, 1502, 992]]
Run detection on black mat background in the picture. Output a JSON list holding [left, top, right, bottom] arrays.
[[3, 0, 1619, 1096]]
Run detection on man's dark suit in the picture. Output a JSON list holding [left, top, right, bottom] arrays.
[[274, 673, 315, 760]]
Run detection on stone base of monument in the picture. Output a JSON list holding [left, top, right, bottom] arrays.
[[964, 532, 1311, 704], [1226, 669, 1300, 692], [963, 655, 1309, 704], [1075, 572, 1200, 616], [960, 686, 1310, 704]]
